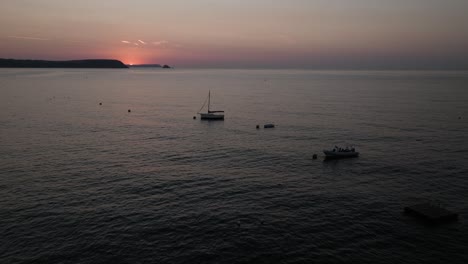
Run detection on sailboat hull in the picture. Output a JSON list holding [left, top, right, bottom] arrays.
[[200, 113, 224, 120]]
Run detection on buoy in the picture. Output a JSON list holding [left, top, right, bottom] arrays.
[[99, 102, 102, 105], [193, 116, 196, 119], [459, 116, 462, 119], [256, 125, 259, 129], [312, 154, 318, 160], [128, 109, 131, 113]]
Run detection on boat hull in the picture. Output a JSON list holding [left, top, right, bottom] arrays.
[[199, 113, 224, 120], [323, 150, 359, 159]]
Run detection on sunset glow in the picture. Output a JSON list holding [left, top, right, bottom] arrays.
[[1, 0, 468, 69]]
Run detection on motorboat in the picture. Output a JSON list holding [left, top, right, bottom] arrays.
[[323, 146, 359, 159]]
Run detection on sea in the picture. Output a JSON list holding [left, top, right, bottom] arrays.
[[1, 68, 468, 263]]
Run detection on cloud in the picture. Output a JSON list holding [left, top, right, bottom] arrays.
[[153, 40, 169, 46], [120, 39, 179, 48], [8, 35, 48, 41]]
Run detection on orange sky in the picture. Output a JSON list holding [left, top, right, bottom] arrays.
[[1, 0, 468, 69]]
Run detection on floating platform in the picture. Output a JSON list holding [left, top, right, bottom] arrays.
[[404, 203, 458, 224]]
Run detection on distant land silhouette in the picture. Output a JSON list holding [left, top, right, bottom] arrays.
[[128, 64, 172, 68], [128, 64, 161, 68], [0, 59, 128, 68]]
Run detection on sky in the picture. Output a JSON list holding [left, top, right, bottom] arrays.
[[1, 0, 468, 69]]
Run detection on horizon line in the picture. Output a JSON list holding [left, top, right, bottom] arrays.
[[2, 57, 468, 71]]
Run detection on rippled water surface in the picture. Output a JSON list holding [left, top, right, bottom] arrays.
[[1, 69, 468, 263]]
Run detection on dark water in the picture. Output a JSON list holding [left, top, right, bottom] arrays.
[[1, 69, 468, 263]]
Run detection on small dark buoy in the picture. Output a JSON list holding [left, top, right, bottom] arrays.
[[128, 109, 131, 113], [256, 125, 259, 129], [193, 116, 196, 120], [312, 154, 318, 160], [99, 102, 102, 105], [459, 116, 462, 120]]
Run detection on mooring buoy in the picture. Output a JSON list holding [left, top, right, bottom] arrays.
[[313, 154, 318, 159], [99, 102, 102, 105], [256, 125, 260, 129], [193, 116, 196, 119], [128, 109, 131, 113]]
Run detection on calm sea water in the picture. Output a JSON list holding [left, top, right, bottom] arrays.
[[1, 69, 468, 263]]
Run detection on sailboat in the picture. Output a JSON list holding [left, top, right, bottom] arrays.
[[198, 90, 224, 120]]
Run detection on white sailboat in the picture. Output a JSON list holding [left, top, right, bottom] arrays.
[[198, 90, 224, 120]]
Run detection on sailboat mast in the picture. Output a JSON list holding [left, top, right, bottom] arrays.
[[208, 90, 211, 113]]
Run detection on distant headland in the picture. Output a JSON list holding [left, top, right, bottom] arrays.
[[128, 64, 172, 69], [0, 58, 128, 68]]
